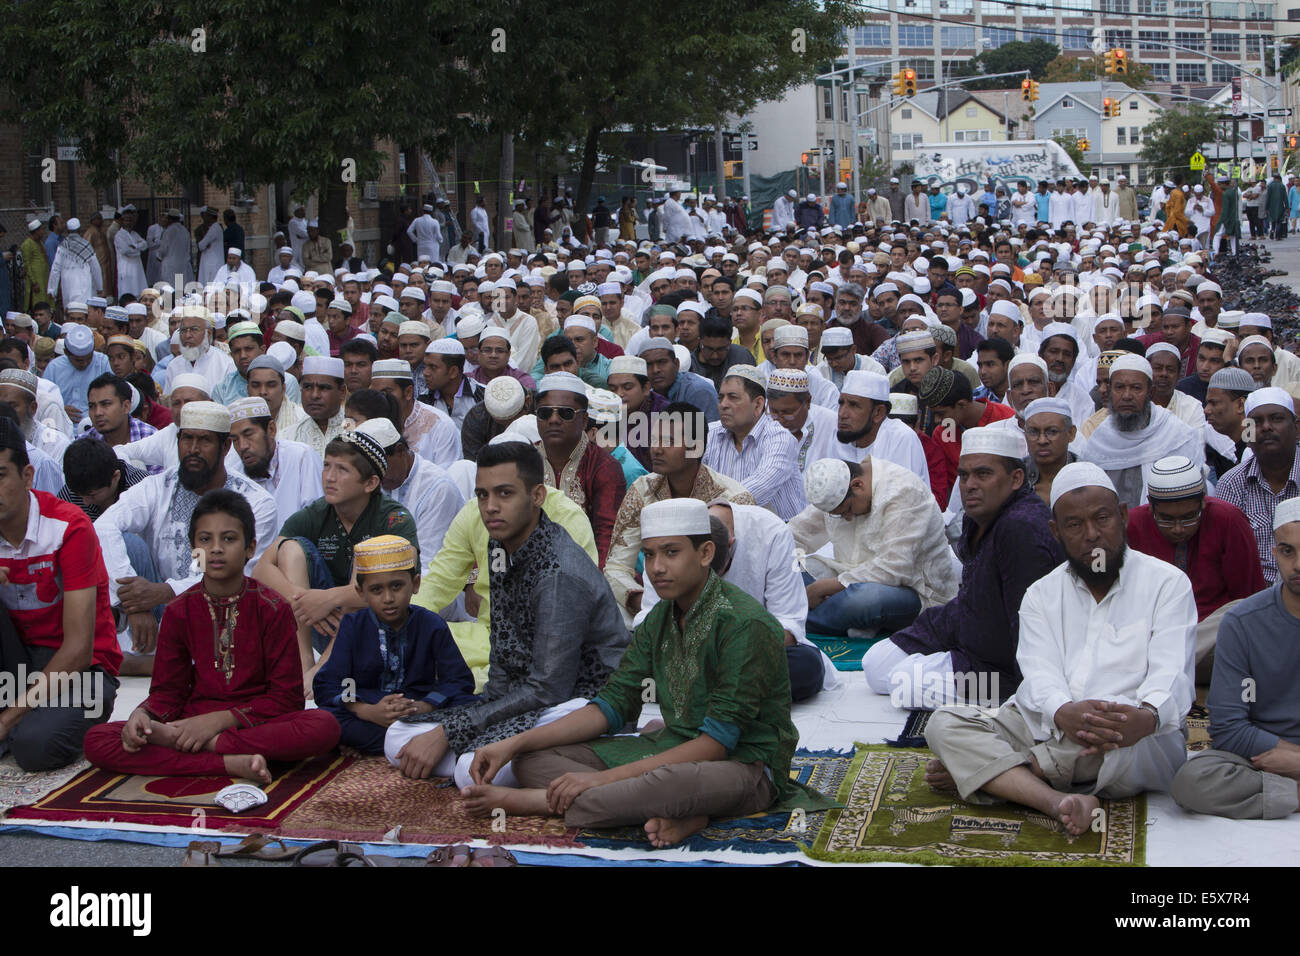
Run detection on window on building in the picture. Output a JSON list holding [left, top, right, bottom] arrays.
[[891, 132, 925, 151], [898, 24, 933, 46], [1130, 127, 1141, 143], [1174, 31, 1205, 52], [1117, 127, 1127, 145], [902, 108, 913, 119], [986, 28, 1016, 48], [964, 106, 978, 118], [1148, 61, 1171, 80], [1245, 2, 1272, 18], [1059, 0, 1092, 13], [941, 26, 976, 48], [901, 0, 933, 11], [938, 0, 974, 12], [1051, 127, 1088, 140], [1245, 35, 1266, 56], [1138, 0, 1168, 13], [1291, 7, 1300, 18], [953, 129, 992, 142], [900, 58, 936, 78], [1139, 30, 1168, 52], [1176, 62, 1207, 82], [1208, 1, 1238, 15], [1173, 0, 1202, 15], [822, 87, 833, 120], [1062, 29, 1091, 50], [1101, 0, 1131, 12], [1105, 30, 1133, 48], [1061, 97, 1074, 108], [1129, 98, 1140, 110], [1212, 63, 1240, 82], [854, 24, 891, 46], [1210, 33, 1238, 54]]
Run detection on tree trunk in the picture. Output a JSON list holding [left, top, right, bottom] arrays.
[[318, 176, 350, 270], [496, 130, 514, 250], [574, 122, 604, 228]]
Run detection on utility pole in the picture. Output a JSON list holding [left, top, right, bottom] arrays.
[[713, 120, 726, 199]]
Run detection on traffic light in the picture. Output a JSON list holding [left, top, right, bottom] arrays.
[[1114, 48, 1127, 75], [1102, 97, 1113, 118], [1021, 79, 1032, 102], [838, 157, 852, 181], [902, 69, 917, 97], [1077, 138, 1090, 152], [801, 152, 810, 165], [1028, 80, 1039, 102], [893, 70, 906, 96]]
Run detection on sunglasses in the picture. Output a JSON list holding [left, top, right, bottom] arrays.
[[536, 405, 579, 422]]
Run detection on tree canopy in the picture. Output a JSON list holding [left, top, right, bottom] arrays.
[[1138, 104, 1222, 181], [956, 40, 1061, 90], [1042, 54, 1152, 89]]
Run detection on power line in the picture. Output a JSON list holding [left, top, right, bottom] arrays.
[[852, 0, 1294, 27]]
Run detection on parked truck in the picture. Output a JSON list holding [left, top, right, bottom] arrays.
[[911, 140, 1083, 190]]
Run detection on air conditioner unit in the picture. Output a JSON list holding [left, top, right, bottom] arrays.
[[363, 181, 379, 201]]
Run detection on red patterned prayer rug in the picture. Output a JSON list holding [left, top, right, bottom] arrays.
[[277, 756, 581, 847], [6, 753, 353, 832]]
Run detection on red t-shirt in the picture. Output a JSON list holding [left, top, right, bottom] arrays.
[[0, 492, 121, 674], [933, 400, 1018, 483]]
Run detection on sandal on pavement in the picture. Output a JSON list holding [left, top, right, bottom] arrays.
[[469, 846, 518, 867], [425, 844, 472, 867], [215, 832, 296, 861], [180, 840, 222, 866]]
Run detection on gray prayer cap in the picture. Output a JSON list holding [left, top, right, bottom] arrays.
[[1208, 367, 1258, 394], [247, 355, 286, 380]]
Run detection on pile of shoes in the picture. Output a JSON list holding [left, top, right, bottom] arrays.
[[1213, 243, 1300, 348]]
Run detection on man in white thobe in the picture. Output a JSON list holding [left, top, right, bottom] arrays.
[[407, 205, 444, 262], [154, 210, 194, 287], [196, 208, 224, 285], [113, 207, 149, 299], [660, 191, 692, 243], [771, 189, 797, 230], [47, 220, 103, 309], [924, 462, 1196, 836], [287, 206, 309, 269]]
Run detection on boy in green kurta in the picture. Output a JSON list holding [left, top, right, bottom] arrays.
[[462, 497, 832, 847]]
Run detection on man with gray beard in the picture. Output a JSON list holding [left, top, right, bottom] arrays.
[[1081, 354, 1203, 507]]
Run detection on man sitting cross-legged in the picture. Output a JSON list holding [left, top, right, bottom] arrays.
[[863, 426, 1062, 709], [923, 462, 1197, 836], [1171, 498, 1300, 818], [460, 498, 833, 847], [84, 490, 341, 783], [381, 440, 628, 786]]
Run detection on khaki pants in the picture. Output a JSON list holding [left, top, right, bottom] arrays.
[[513, 744, 777, 828], [1195, 600, 1242, 685], [927, 703, 1184, 804], [1171, 750, 1300, 820]]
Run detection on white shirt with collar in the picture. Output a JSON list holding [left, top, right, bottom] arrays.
[[226, 438, 323, 528]]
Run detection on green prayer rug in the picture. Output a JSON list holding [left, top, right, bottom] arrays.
[[576, 748, 850, 854], [804, 744, 1146, 867], [806, 633, 885, 671]]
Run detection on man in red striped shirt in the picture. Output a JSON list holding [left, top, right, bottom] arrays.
[[0, 418, 120, 770]]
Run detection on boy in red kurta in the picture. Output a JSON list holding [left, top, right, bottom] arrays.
[[84, 490, 340, 783]]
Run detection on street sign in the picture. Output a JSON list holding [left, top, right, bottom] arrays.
[[747, 141, 758, 151], [1232, 77, 1242, 117], [56, 146, 80, 161], [1261, 136, 1278, 143], [1268, 108, 1293, 117], [1189, 151, 1206, 171]]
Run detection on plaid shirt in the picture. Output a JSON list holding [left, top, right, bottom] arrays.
[[86, 417, 157, 446], [1214, 452, 1300, 582]]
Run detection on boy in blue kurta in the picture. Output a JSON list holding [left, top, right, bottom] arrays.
[[314, 535, 475, 754]]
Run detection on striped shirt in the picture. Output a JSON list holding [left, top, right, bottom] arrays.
[[703, 413, 806, 520], [1214, 452, 1300, 582]]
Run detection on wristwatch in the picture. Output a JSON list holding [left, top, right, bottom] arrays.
[[1140, 701, 1159, 728]]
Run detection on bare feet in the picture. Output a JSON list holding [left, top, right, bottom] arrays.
[[924, 758, 956, 791], [119, 654, 154, 677], [1055, 793, 1101, 837], [147, 720, 181, 749], [644, 815, 708, 848], [223, 754, 272, 786], [460, 784, 551, 818]]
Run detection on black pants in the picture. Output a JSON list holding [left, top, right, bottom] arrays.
[[0, 609, 118, 771], [1245, 207, 1261, 238], [787, 643, 825, 703]]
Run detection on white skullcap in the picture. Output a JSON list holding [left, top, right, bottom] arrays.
[[372, 359, 413, 381], [484, 375, 526, 420], [455, 315, 486, 339], [1049, 461, 1118, 510], [733, 288, 764, 308], [841, 370, 890, 402], [608, 355, 647, 378], [1008, 354, 1048, 378], [1110, 354, 1152, 380], [354, 416, 403, 452], [260, 343, 294, 374], [426, 338, 466, 357], [125, 302, 147, 317], [563, 316, 597, 334], [1197, 280, 1222, 297], [1237, 334, 1274, 357], [888, 393, 918, 417], [1145, 342, 1181, 363], [0, 368, 37, 396], [1244, 386, 1295, 417], [723, 364, 766, 393], [537, 371, 587, 397], [290, 290, 317, 315], [274, 319, 306, 343], [1024, 396, 1073, 424], [398, 320, 432, 339], [960, 426, 1026, 460], [170, 373, 211, 396], [400, 287, 427, 303], [677, 300, 707, 317], [872, 282, 898, 299], [636, 336, 676, 357], [1200, 328, 1233, 347], [805, 458, 852, 512], [1093, 313, 1125, 331], [227, 396, 272, 423], [1273, 496, 1300, 532], [500, 414, 541, 445], [772, 326, 809, 351], [820, 327, 853, 349], [673, 344, 692, 370], [302, 356, 345, 379], [1241, 312, 1272, 330], [595, 282, 622, 297], [479, 327, 510, 345], [641, 498, 711, 539], [1144, 455, 1206, 500], [587, 388, 623, 424], [178, 401, 232, 434]]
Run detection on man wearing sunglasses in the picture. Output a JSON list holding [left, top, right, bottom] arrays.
[[1127, 455, 1265, 684], [536, 372, 626, 568]]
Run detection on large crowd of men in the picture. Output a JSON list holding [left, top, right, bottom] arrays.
[[1, 178, 1299, 850]]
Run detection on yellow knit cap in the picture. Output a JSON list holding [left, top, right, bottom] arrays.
[[354, 535, 416, 574]]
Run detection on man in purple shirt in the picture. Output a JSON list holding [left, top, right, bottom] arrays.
[[863, 423, 1063, 709]]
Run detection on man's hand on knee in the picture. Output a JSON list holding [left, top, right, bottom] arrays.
[[396, 726, 447, 779]]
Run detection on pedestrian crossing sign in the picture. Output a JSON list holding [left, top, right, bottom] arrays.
[[1189, 151, 1206, 171]]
